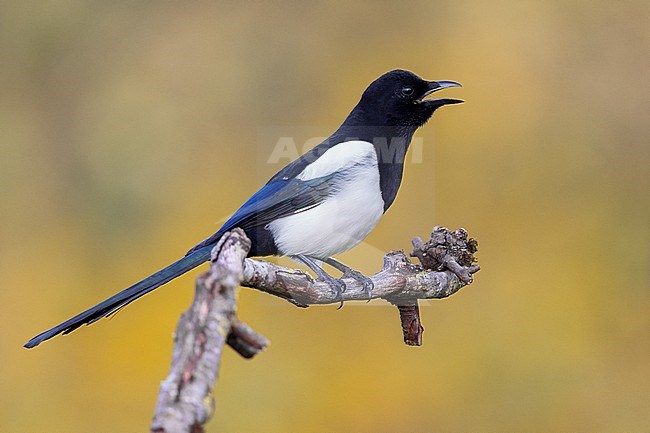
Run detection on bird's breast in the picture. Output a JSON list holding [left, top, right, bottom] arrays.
[[267, 141, 384, 259]]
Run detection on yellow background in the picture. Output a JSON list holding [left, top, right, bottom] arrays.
[[1, 2, 648, 432]]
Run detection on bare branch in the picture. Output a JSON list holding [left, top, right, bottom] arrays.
[[151, 229, 262, 433], [396, 303, 424, 346], [239, 226, 479, 346], [227, 319, 270, 359], [240, 249, 477, 306], [152, 227, 479, 431]]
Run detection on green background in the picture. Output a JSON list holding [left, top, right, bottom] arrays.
[[2, 1, 648, 432]]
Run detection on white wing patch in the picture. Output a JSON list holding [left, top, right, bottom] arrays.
[[297, 140, 377, 181]]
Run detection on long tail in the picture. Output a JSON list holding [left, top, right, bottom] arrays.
[[24, 246, 213, 348]]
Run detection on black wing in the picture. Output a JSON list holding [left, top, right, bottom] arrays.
[[186, 173, 336, 255]]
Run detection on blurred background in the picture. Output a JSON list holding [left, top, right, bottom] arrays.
[[1, 1, 648, 432]]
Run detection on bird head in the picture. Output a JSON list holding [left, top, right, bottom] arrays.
[[350, 69, 462, 130]]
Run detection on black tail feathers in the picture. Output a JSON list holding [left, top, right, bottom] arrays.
[[24, 247, 212, 348]]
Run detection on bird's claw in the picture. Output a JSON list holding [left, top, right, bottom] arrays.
[[343, 269, 374, 301], [317, 274, 346, 309]]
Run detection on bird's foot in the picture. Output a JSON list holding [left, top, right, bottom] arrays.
[[324, 257, 373, 302], [342, 269, 374, 301], [290, 255, 346, 308], [316, 273, 346, 309]]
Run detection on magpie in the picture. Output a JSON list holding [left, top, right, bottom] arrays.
[[24, 69, 462, 348]]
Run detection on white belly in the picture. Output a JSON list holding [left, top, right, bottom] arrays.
[[267, 141, 384, 259]]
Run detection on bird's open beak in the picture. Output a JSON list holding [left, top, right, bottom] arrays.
[[417, 80, 463, 106]]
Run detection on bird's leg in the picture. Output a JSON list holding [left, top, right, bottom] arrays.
[[290, 255, 346, 308], [324, 257, 374, 300]]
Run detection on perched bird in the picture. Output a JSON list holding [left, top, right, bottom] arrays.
[[24, 69, 462, 348]]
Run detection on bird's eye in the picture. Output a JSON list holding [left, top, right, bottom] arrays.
[[401, 86, 414, 97]]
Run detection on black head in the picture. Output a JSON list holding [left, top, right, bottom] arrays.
[[344, 69, 462, 131]]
